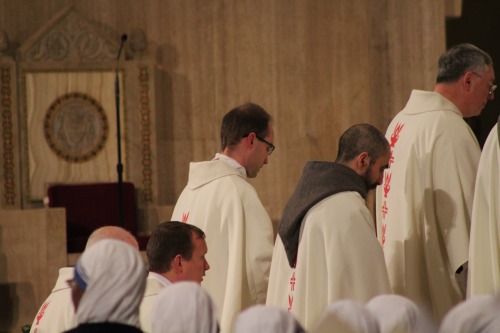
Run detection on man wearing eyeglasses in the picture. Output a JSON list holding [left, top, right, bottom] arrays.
[[266, 124, 392, 331], [376, 43, 495, 324], [171, 103, 275, 333]]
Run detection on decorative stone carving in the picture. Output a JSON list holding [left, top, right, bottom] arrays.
[[0, 65, 16, 206], [22, 10, 117, 62]]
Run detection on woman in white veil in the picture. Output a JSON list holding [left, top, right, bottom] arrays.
[[234, 305, 305, 333], [64, 239, 147, 333], [152, 281, 219, 333]]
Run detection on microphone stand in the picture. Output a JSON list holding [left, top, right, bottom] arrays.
[[115, 34, 127, 228]]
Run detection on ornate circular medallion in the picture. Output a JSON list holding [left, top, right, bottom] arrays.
[[44, 92, 109, 163]]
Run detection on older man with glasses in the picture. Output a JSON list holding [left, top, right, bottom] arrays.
[[171, 103, 275, 333], [375, 43, 495, 324]]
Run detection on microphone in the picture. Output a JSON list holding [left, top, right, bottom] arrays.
[[115, 33, 127, 227], [116, 34, 128, 61]]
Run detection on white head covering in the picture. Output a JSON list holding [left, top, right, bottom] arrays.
[[439, 295, 500, 333], [74, 239, 146, 326], [314, 299, 379, 333], [482, 313, 500, 333], [152, 281, 218, 333], [234, 305, 305, 333], [366, 294, 437, 333]]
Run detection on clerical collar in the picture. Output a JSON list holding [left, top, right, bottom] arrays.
[[213, 153, 247, 178], [148, 272, 172, 287]]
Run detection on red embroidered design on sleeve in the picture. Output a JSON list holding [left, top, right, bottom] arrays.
[[382, 224, 387, 246], [383, 173, 391, 198], [182, 212, 189, 223], [389, 150, 395, 167], [382, 122, 405, 237], [289, 271, 296, 291], [390, 123, 404, 147], [381, 201, 389, 219], [35, 301, 50, 325], [288, 270, 296, 312]]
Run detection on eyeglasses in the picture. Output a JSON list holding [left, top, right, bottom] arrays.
[[472, 71, 497, 95], [243, 133, 275, 155], [255, 135, 276, 155]]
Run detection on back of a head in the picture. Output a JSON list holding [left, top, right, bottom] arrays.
[[220, 103, 271, 151], [146, 221, 205, 273], [151, 281, 218, 333], [75, 239, 146, 326], [439, 295, 500, 333], [366, 294, 437, 333], [314, 299, 380, 333], [234, 305, 305, 333], [85, 225, 138, 250], [436, 43, 493, 84], [336, 124, 389, 164]]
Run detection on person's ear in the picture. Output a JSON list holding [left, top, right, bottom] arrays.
[[358, 152, 370, 169], [247, 132, 256, 146], [463, 71, 475, 92], [173, 254, 183, 273]]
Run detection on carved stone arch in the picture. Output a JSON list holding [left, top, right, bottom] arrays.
[[19, 9, 118, 64]]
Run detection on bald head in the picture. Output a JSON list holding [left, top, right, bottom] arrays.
[[85, 226, 139, 250]]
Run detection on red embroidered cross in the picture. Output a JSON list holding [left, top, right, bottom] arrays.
[[390, 123, 404, 147], [381, 201, 389, 219], [289, 271, 296, 291], [182, 212, 189, 223], [383, 173, 391, 198]]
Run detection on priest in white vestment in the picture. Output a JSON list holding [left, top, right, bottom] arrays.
[[468, 122, 500, 297], [140, 222, 209, 333], [267, 124, 392, 331], [376, 43, 495, 322], [172, 103, 275, 333]]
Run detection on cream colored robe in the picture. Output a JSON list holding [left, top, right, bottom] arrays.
[[30, 267, 77, 333], [139, 273, 171, 333], [468, 123, 500, 297], [376, 90, 480, 322], [267, 192, 391, 331], [172, 159, 274, 333]]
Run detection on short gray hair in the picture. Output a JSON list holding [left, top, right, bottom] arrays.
[[436, 43, 493, 83]]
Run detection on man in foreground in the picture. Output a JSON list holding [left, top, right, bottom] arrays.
[[139, 221, 210, 332]]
